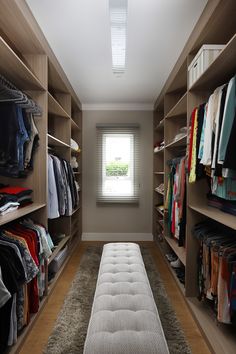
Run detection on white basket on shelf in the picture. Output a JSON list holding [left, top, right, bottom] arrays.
[[188, 44, 225, 88]]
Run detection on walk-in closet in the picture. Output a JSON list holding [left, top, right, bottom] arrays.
[[0, 1, 235, 353]]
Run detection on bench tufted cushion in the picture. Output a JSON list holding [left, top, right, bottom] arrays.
[[83, 243, 169, 354]]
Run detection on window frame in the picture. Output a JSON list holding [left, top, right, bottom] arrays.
[[96, 124, 140, 204]]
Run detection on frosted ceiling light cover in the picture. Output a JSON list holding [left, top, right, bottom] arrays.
[[109, 0, 128, 75]]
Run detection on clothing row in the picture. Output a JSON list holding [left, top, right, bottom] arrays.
[[0, 220, 54, 352], [188, 75, 236, 202], [48, 154, 79, 219], [165, 156, 186, 246], [0, 186, 32, 216], [193, 220, 236, 325], [0, 77, 41, 179]]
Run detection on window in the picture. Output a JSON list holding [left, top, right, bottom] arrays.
[[97, 124, 140, 203]]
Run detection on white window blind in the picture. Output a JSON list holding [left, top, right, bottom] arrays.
[[96, 124, 140, 204]]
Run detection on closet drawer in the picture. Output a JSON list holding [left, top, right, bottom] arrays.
[[188, 44, 224, 88]]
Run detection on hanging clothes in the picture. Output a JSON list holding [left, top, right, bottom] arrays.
[[47, 153, 79, 219], [0, 76, 41, 178], [0, 220, 54, 352], [193, 220, 236, 325], [165, 156, 186, 246], [188, 75, 236, 209]]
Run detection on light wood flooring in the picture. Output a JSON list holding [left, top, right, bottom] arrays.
[[18, 241, 211, 354]]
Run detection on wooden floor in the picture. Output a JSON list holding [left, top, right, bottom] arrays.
[[18, 241, 211, 354]]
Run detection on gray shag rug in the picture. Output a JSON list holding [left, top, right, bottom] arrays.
[[44, 246, 191, 354]]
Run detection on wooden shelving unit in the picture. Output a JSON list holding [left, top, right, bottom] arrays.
[[47, 133, 70, 148], [165, 92, 187, 119], [190, 33, 236, 91], [189, 203, 236, 231], [71, 118, 81, 131], [164, 236, 186, 266], [0, 203, 46, 227], [153, 1, 236, 353], [0, 1, 82, 352], [48, 92, 70, 118], [48, 236, 71, 265], [165, 134, 187, 149], [0, 36, 45, 90]]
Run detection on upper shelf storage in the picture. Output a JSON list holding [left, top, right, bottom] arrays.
[[189, 203, 236, 231], [48, 92, 70, 118], [0, 36, 45, 90], [189, 34, 236, 91], [190, 0, 236, 54], [48, 59, 68, 94], [165, 92, 187, 119]]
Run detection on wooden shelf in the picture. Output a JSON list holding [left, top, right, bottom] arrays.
[[155, 120, 164, 131], [154, 147, 164, 154], [48, 59, 68, 93], [0, 36, 45, 90], [72, 206, 81, 215], [165, 92, 187, 118], [71, 227, 78, 238], [164, 236, 186, 266], [154, 172, 164, 175], [47, 237, 80, 294], [187, 297, 236, 354], [154, 189, 164, 196], [48, 92, 70, 118], [155, 207, 164, 217], [47, 134, 70, 148], [189, 203, 236, 230], [155, 240, 185, 295], [71, 118, 81, 131], [189, 34, 236, 91], [0, 203, 46, 227], [165, 135, 187, 149], [71, 148, 81, 154], [48, 236, 71, 265]]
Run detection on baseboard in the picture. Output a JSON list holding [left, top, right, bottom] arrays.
[[82, 233, 153, 241]]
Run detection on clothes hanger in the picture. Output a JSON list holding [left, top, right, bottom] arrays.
[[0, 75, 42, 115]]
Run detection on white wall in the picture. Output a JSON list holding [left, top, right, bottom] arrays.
[[82, 110, 153, 241]]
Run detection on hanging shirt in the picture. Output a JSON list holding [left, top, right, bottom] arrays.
[[218, 75, 236, 164], [48, 154, 60, 219], [189, 108, 198, 183]]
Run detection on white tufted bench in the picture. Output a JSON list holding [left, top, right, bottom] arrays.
[[83, 243, 169, 354]]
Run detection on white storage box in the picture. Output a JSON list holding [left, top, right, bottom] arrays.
[[49, 245, 68, 273], [188, 44, 225, 88]]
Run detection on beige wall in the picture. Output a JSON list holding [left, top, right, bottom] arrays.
[[82, 110, 153, 240]]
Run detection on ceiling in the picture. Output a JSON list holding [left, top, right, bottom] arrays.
[[26, 0, 207, 109]]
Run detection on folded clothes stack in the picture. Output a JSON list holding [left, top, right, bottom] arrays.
[[0, 186, 32, 215], [207, 193, 236, 216]]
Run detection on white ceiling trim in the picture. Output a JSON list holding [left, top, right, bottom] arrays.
[[82, 103, 154, 111]]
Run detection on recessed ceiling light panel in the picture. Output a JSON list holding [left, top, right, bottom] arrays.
[[109, 0, 128, 76]]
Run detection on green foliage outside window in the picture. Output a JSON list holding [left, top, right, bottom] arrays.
[[106, 161, 128, 176]]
